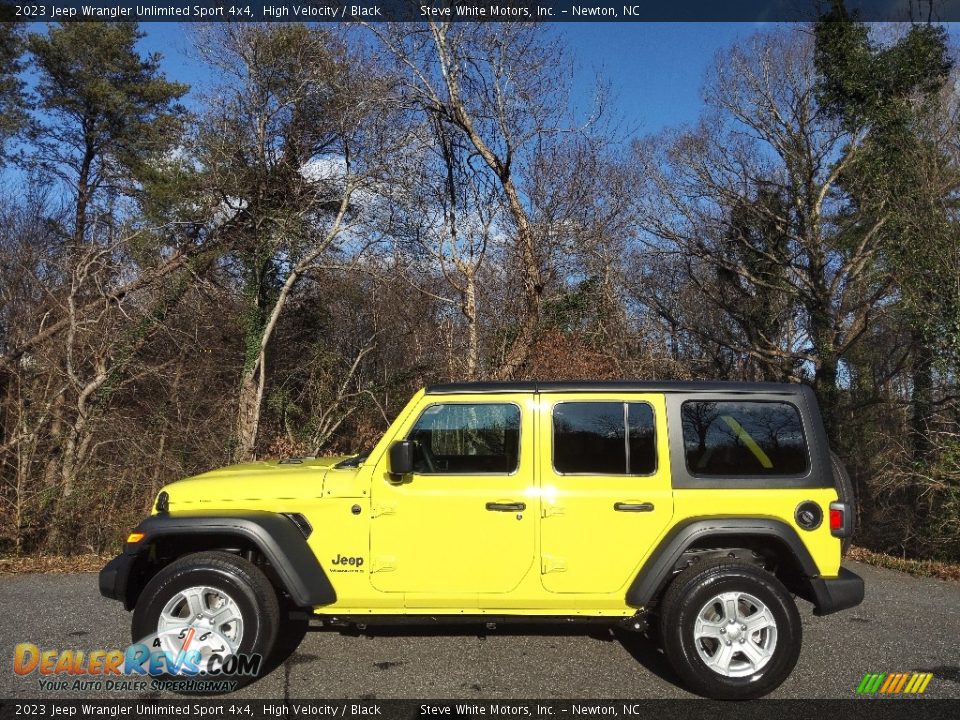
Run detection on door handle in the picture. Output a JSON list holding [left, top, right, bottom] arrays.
[[486, 502, 526, 512], [614, 502, 655, 512]]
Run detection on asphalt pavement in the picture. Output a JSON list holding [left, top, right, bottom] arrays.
[[0, 560, 958, 700]]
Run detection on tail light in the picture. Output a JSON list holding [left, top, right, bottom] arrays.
[[829, 508, 842, 531], [829, 502, 852, 538]]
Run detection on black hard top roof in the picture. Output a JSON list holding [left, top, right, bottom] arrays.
[[425, 380, 803, 395]]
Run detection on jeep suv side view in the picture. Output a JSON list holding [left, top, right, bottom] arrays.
[[100, 381, 863, 699]]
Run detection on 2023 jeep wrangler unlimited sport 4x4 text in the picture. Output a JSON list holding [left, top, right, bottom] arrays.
[[100, 380, 863, 699]]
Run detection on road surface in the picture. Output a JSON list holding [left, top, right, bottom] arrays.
[[0, 561, 957, 700]]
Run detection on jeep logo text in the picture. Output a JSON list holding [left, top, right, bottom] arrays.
[[331, 554, 364, 567]]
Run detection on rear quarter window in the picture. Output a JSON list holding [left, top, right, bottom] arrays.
[[681, 400, 808, 476]]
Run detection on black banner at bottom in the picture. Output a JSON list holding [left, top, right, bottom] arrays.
[[1, 699, 959, 720]]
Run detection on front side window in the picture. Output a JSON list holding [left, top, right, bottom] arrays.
[[681, 400, 808, 476], [553, 402, 656, 475], [408, 403, 520, 474]]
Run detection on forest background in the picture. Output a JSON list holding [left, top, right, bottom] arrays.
[[1, 10, 958, 563]]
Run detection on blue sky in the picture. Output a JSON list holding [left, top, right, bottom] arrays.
[[7, 21, 770, 197], [135, 22, 774, 136], [560, 23, 773, 133], [21, 20, 960, 147]]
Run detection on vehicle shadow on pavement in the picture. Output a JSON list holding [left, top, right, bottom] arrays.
[[611, 629, 683, 687], [929, 666, 960, 687], [262, 614, 685, 694], [262, 606, 312, 698]]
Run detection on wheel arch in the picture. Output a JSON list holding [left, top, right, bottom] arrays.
[[104, 511, 336, 611], [625, 517, 821, 609]]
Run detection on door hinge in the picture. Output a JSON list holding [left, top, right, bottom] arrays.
[[541, 554, 567, 574], [541, 503, 565, 518], [372, 503, 397, 518], [371, 555, 396, 573]]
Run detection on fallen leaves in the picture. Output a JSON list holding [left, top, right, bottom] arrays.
[[0, 553, 110, 576], [848, 545, 960, 582]]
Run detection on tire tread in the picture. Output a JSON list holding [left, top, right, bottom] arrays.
[[659, 558, 801, 700], [131, 550, 280, 689]]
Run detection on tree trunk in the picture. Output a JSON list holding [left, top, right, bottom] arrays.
[[42, 400, 64, 490], [807, 267, 841, 436], [235, 358, 265, 462], [910, 327, 934, 462], [813, 352, 839, 436], [73, 143, 94, 248], [493, 180, 541, 380], [233, 192, 351, 462], [429, 27, 543, 380], [463, 269, 479, 380]]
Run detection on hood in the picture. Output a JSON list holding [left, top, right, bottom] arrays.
[[157, 456, 356, 509]]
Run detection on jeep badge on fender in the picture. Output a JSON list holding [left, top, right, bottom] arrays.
[[331, 554, 364, 568], [100, 380, 863, 699]]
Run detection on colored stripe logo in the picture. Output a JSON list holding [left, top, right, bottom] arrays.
[[857, 672, 933, 695]]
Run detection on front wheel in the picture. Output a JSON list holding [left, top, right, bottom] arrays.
[[131, 551, 280, 691], [659, 559, 802, 700]]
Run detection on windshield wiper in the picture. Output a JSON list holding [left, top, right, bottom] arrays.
[[335, 450, 371, 469]]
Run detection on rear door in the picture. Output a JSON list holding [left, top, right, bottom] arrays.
[[537, 393, 674, 593]]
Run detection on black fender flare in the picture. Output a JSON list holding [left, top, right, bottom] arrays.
[[100, 511, 336, 609], [625, 517, 821, 608]]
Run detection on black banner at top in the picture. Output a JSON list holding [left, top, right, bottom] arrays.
[[3, 0, 960, 23], [0, 700, 959, 720]]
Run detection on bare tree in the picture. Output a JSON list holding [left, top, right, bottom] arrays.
[[194, 24, 403, 460], [0, 24, 190, 545], [390, 115, 505, 379], [370, 22, 583, 379], [634, 30, 890, 418], [0, 22, 27, 164]]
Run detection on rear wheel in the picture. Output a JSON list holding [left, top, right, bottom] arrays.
[[131, 551, 279, 691], [659, 559, 802, 699]]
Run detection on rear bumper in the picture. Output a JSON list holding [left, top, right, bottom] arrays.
[[808, 567, 864, 616]]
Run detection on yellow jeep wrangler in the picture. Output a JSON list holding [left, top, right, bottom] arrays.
[[100, 381, 862, 699]]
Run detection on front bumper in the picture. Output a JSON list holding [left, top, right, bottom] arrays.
[[99, 551, 137, 609], [808, 567, 865, 616]]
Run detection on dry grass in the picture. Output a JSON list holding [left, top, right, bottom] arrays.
[[848, 545, 960, 582], [0, 553, 111, 576]]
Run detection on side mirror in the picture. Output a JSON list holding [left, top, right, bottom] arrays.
[[389, 440, 414, 477]]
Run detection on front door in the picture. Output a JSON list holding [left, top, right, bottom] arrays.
[[538, 394, 674, 593], [369, 396, 535, 596]]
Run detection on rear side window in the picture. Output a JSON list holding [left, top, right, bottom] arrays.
[[681, 401, 808, 476], [408, 403, 520, 474], [553, 402, 656, 475]]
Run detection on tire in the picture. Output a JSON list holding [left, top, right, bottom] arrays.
[[659, 559, 802, 700], [131, 551, 280, 691], [830, 450, 857, 556]]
